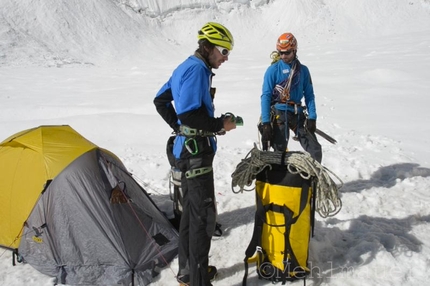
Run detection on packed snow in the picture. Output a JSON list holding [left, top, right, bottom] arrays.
[[1, 0, 430, 285]]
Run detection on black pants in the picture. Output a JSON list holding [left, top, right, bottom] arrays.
[[273, 109, 323, 163], [176, 136, 216, 286]]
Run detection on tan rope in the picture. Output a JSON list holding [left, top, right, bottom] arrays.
[[231, 145, 343, 218]]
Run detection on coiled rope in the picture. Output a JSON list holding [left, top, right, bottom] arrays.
[[231, 145, 343, 218]]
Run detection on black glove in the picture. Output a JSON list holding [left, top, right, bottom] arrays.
[[306, 119, 316, 133], [261, 123, 272, 142]]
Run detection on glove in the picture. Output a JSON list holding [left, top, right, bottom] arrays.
[[306, 119, 316, 133], [261, 123, 272, 142]]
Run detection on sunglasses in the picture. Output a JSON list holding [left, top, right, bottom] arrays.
[[215, 45, 230, 56], [279, 50, 294, 56]]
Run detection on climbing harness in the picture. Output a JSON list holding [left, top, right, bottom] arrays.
[[231, 144, 343, 218], [179, 125, 215, 137], [178, 124, 216, 156]]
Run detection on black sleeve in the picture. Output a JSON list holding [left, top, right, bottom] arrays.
[[153, 88, 179, 131], [178, 106, 224, 132]]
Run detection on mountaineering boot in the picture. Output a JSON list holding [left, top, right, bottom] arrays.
[[177, 265, 218, 285]]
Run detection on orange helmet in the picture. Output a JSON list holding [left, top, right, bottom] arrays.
[[276, 33, 297, 51]]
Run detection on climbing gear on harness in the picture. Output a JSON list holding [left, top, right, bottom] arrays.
[[231, 144, 342, 218], [185, 166, 213, 179], [184, 138, 199, 155], [179, 125, 215, 137], [179, 124, 218, 155], [286, 100, 302, 114], [272, 60, 297, 103]]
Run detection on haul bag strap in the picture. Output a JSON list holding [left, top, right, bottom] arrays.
[[263, 203, 293, 227], [310, 178, 317, 237], [263, 180, 310, 226], [242, 191, 265, 285], [282, 181, 311, 281], [244, 191, 265, 257], [243, 259, 249, 286]]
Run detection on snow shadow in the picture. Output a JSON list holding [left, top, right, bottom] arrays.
[[341, 163, 430, 193], [221, 213, 428, 286], [217, 205, 256, 236], [307, 214, 429, 285], [149, 192, 256, 234]]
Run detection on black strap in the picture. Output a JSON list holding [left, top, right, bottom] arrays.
[[280, 151, 286, 166], [242, 191, 265, 285], [12, 248, 17, 266], [310, 178, 317, 237], [242, 259, 249, 286], [282, 182, 310, 283], [41, 179, 52, 194]]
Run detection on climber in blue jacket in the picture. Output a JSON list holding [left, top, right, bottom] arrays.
[[154, 22, 236, 286], [260, 32, 322, 162]]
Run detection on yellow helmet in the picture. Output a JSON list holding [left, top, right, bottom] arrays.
[[197, 22, 234, 50]]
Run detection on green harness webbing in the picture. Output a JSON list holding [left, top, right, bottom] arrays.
[[179, 125, 215, 137], [185, 166, 213, 179]]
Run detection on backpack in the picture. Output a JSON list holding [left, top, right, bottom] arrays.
[[242, 163, 316, 285], [232, 147, 342, 285]]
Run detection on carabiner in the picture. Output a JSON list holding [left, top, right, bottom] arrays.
[[185, 138, 199, 155]]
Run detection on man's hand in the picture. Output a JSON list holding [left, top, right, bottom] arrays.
[[223, 116, 237, 131], [306, 119, 316, 133], [261, 123, 272, 142]]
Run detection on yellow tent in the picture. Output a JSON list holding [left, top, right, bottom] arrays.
[[0, 125, 179, 285], [0, 125, 97, 249]]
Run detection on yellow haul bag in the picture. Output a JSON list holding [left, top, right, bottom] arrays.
[[243, 163, 313, 285]]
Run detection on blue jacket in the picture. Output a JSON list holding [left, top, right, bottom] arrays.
[[261, 59, 316, 123], [155, 55, 223, 159]]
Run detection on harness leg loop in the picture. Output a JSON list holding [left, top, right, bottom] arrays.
[[185, 167, 213, 179]]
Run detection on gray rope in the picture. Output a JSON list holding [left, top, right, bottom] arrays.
[[231, 145, 343, 218]]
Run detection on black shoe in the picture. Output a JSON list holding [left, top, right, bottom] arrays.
[[208, 265, 218, 281], [176, 274, 189, 286], [177, 266, 218, 285]]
